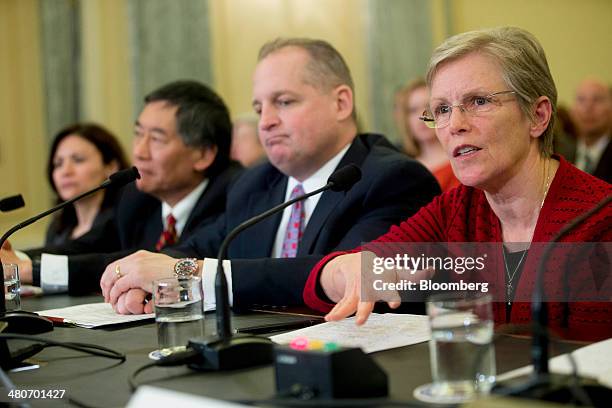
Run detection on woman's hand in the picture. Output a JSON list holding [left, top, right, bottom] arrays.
[[321, 251, 433, 325]]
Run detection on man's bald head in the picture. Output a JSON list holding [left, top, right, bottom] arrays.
[[572, 78, 612, 143]]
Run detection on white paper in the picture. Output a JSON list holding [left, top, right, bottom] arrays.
[[128, 386, 249, 408], [497, 338, 612, 387], [37, 302, 154, 328], [40, 253, 69, 291], [270, 313, 430, 353]]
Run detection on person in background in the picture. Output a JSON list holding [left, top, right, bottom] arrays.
[[571, 78, 612, 183], [11, 123, 128, 257], [304, 27, 612, 342], [230, 115, 266, 167], [552, 105, 578, 162], [392, 86, 415, 155], [399, 79, 460, 192]]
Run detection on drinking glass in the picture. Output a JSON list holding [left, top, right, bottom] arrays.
[[414, 293, 495, 404], [3, 263, 21, 311], [149, 276, 204, 360]]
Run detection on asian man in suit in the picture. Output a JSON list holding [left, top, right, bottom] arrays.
[[4, 80, 242, 293]]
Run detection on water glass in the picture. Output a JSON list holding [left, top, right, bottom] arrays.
[[3, 263, 21, 311], [414, 293, 495, 404], [150, 276, 204, 359]]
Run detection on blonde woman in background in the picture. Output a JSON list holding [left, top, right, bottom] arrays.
[[400, 78, 460, 192]]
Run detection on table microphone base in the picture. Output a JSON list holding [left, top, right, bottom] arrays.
[[0, 311, 54, 334], [187, 334, 273, 371], [494, 373, 612, 407]]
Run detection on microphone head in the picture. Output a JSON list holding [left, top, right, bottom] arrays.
[[0, 194, 25, 212], [108, 166, 141, 187], [328, 164, 362, 192]]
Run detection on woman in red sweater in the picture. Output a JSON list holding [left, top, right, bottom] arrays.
[[303, 27, 611, 341]]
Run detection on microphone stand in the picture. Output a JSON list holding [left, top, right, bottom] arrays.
[[0, 167, 139, 369], [494, 195, 612, 405], [188, 164, 361, 371], [188, 184, 333, 371]]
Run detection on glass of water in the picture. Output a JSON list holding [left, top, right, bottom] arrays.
[[150, 276, 205, 360], [414, 293, 495, 404], [3, 263, 21, 311]]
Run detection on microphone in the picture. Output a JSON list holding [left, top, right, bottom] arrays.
[[327, 164, 362, 192], [187, 164, 362, 371], [495, 194, 611, 402], [0, 195, 25, 212], [0, 167, 140, 369], [0, 167, 139, 244], [108, 166, 141, 188]]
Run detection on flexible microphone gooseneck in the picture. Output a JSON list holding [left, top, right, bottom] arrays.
[[0, 195, 25, 213], [531, 194, 611, 375], [187, 164, 362, 371], [0, 167, 140, 369], [495, 194, 611, 403]]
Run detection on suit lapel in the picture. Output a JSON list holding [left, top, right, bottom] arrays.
[[182, 184, 211, 238], [143, 205, 163, 250], [238, 171, 288, 257], [298, 136, 369, 255], [593, 138, 612, 183]]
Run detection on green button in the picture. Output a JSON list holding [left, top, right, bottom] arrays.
[[323, 342, 339, 352]]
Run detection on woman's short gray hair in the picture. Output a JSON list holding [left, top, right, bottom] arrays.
[[426, 27, 557, 157]]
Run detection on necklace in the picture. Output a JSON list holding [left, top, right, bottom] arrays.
[[503, 163, 554, 305], [539, 164, 553, 210], [503, 248, 527, 305]]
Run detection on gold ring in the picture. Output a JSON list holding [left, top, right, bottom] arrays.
[[115, 264, 122, 278]]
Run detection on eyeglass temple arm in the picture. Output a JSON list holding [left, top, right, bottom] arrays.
[[419, 115, 435, 124]]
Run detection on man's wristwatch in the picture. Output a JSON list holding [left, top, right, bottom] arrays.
[[174, 258, 199, 278]]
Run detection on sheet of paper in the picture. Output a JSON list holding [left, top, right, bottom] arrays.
[[128, 386, 249, 408], [497, 338, 612, 388], [37, 302, 154, 328], [270, 313, 430, 353]]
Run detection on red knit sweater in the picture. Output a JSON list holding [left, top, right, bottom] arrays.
[[304, 156, 612, 341]]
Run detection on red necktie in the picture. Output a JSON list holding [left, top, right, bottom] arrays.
[[156, 213, 177, 251]]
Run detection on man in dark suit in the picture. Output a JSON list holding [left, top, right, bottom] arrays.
[[7, 80, 241, 293], [571, 78, 611, 183], [101, 38, 440, 314]]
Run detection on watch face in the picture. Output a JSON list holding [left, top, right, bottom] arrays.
[[175, 259, 197, 277]]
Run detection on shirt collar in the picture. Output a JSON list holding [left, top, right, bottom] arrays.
[[285, 143, 352, 199], [577, 134, 610, 161], [161, 179, 209, 236]]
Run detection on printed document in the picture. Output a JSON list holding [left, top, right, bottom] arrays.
[[271, 313, 430, 353]]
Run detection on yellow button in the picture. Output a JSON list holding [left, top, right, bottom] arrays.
[[307, 339, 325, 350]]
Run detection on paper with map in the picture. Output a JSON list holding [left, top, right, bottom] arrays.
[[270, 313, 430, 353]]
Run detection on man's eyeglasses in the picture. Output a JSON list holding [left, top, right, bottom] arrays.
[[420, 90, 517, 129]]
